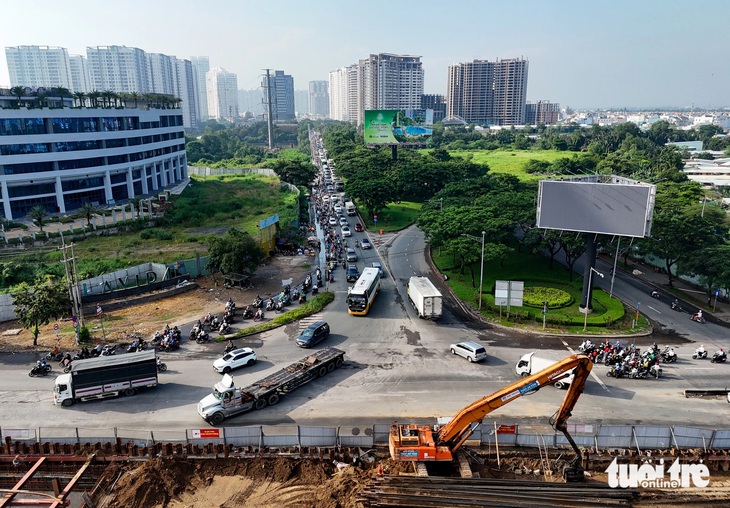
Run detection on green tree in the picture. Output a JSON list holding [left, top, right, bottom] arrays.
[[10, 86, 25, 107], [640, 182, 729, 287], [346, 168, 398, 218], [269, 158, 317, 187], [27, 206, 48, 233], [12, 280, 70, 346], [679, 244, 730, 304], [79, 202, 96, 226], [207, 229, 266, 275]]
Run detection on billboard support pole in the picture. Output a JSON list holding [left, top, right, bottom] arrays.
[[391, 145, 397, 161], [610, 237, 621, 298], [580, 235, 598, 310]]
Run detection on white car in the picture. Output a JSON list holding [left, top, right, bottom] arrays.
[[449, 341, 487, 363], [339, 217, 348, 226], [341, 225, 352, 237], [328, 216, 337, 226], [213, 347, 257, 374], [334, 204, 343, 213], [371, 261, 384, 277]]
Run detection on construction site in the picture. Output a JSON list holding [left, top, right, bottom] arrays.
[[1, 439, 730, 508]]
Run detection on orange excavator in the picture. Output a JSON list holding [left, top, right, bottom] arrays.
[[389, 354, 593, 481]]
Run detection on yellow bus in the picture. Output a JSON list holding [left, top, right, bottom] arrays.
[[347, 267, 381, 316]]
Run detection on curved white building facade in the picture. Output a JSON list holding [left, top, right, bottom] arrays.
[[0, 106, 187, 220]]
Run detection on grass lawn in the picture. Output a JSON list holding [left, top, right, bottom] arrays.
[[447, 149, 572, 182], [433, 246, 643, 333], [363, 201, 422, 232]]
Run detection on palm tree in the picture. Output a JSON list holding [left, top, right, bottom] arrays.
[[101, 90, 115, 108], [79, 202, 96, 226], [73, 91, 86, 108], [27, 206, 48, 233], [129, 92, 141, 108], [130, 196, 143, 218], [34, 93, 48, 109], [10, 86, 25, 107], [87, 90, 101, 108]]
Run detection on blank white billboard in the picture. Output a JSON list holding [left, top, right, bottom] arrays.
[[537, 180, 655, 238]]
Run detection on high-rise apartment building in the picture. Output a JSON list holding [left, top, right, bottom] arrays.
[[190, 56, 210, 123], [5, 46, 73, 90], [87, 46, 150, 93], [294, 90, 308, 117], [206, 68, 238, 121], [238, 89, 264, 117], [262, 70, 295, 121], [68, 55, 91, 93], [421, 94, 446, 123], [329, 53, 423, 125], [308, 81, 329, 118], [173, 59, 198, 130], [359, 53, 423, 117], [147, 53, 176, 96], [447, 57, 528, 126], [524, 100, 560, 125]]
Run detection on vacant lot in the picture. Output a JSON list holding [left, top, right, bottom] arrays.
[[448, 149, 570, 181]]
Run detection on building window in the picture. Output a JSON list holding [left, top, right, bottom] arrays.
[[3, 161, 54, 175], [51, 118, 97, 134], [100, 117, 120, 132], [0, 118, 46, 136], [61, 176, 104, 192], [111, 184, 129, 202], [54, 140, 101, 152], [107, 154, 128, 165], [0, 143, 50, 155], [10, 196, 58, 218], [105, 138, 127, 148], [63, 189, 106, 211], [7, 182, 56, 198], [110, 173, 127, 185], [57, 157, 104, 171]]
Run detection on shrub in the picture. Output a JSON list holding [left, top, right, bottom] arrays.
[[140, 228, 173, 241], [523, 287, 573, 308]]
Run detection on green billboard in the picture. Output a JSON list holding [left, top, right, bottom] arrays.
[[363, 109, 433, 146]]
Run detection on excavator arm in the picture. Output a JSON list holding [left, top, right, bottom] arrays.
[[389, 354, 593, 480]]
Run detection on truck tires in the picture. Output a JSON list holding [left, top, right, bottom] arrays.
[[335, 357, 343, 368], [61, 399, 74, 407], [124, 388, 136, 397], [318, 366, 328, 377], [267, 394, 280, 406], [327, 362, 336, 372], [254, 398, 267, 410], [210, 412, 225, 425]]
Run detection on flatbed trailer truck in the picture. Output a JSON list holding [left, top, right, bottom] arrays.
[[198, 347, 346, 425], [53, 349, 158, 406]]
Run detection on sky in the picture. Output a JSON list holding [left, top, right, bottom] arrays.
[[1, 0, 728, 110]]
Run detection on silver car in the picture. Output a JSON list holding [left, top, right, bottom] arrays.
[[449, 341, 487, 363]]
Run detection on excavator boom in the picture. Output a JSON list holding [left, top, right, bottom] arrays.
[[389, 354, 592, 479]]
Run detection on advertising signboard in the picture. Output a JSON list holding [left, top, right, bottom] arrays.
[[364, 109, 433, 146]]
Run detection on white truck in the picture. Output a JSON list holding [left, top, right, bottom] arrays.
[[407, 276, 443, 320], [198, 348, 346, 425], [53, 349, 158, 406], [515, 352, 574, 389], [345, 201, 357, 216]]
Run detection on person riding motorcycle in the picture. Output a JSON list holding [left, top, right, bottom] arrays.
[[692, 309, 704, 322], [651, 289, 660, 298]]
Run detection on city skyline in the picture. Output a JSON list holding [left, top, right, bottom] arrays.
[[0, 0, 727, 110]]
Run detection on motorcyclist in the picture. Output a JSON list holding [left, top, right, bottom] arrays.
[[651, 289, 659, 298], [692, 309, 703, 321], [671, 299, 679, 309], [716, 347, 725, 358]]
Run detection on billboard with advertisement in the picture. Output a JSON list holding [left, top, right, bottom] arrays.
[[364, 109, 433, 146]]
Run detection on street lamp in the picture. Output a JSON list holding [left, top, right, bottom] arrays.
[[462, 231, 486, 310], [583, 267, 604, 331]]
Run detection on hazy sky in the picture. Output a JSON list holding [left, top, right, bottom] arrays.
[[1, 0, 727, 109]]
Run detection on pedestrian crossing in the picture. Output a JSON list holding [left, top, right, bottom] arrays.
[[298, 313, 325, 330]]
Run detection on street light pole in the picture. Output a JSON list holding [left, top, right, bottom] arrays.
[[461, 231, 486, 311], [583, 267, 604, 331]]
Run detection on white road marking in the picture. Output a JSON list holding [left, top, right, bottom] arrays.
[[564, 341, 609, 391], [684, 367, 715, 370], [647, 305, 661, 314]]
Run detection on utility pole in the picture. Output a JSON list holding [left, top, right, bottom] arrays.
[[263, 69, 274, 150], [60, 242, 84, 343]]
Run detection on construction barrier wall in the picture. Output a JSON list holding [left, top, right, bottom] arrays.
[[4, 423, 730, 453]]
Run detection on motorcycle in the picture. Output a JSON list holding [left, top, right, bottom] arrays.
[[690, 313, 706, 324], [650, 363, 662, 378], [44, 350, 64, 362], [311, 284, 319, 295], [660, 346, 677, 363], [578, 340, 595, 354], [225, 298, 236, 312], [210, 316, 221, 330], [195, 331, 210, 344], [606, 364, 625, 378], [156, 357, 167, 372], [651, 290, 660, 299], [252, 296, 264, 309], [223, 311, 234, 324], [224, 341, 236, 354], [101, 345, 116, 356], [127, 340, 148, 353], [242, 306, 255, 319], [29, 363, 52, 377], [253, 309, 265, 322], [711, 351, 727, 363], [671, 300, 682, 312], [692, 346, 708, 360], [218, 322, 230, 334]]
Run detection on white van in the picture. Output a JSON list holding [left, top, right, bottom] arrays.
[[515, 352, 574, 389]]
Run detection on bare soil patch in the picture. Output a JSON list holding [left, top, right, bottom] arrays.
[[0, 255, 316, 353]]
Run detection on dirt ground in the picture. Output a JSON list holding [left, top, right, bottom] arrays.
[[96, 456, 389, 508], [0, 254, 316, 353]]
